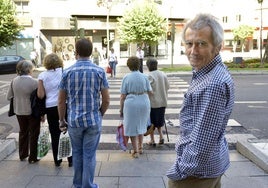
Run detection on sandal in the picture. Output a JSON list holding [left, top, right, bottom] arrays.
[[147, 141, 156, 147], [132, 151, 139, 158], [159, 138, 164, 145], [144, 124, 155, 136]]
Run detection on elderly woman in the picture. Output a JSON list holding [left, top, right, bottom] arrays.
[[6, 60, 40, 164], [37, 53, 72, 167], [120, 56, 152, 158], [146, 58, 169, 146]]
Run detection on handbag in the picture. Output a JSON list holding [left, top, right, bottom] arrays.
[[57, 131, 72, 160], [37, 121, 50, 159], [116, 120, 129, 151], [8, 80, 15, 117], [106, 66, 112, 74], [8, 97, 15, 117]]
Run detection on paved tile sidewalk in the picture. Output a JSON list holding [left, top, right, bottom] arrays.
[[0, 148, 267, 188]]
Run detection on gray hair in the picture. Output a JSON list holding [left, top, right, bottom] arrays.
[[182, 13, 224, 49], [16, 60, 34, 75]]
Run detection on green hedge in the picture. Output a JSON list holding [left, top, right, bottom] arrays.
[[224, 58, 268, 68]]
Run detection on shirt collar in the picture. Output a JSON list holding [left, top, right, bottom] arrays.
[[192, 54, 222, 78]]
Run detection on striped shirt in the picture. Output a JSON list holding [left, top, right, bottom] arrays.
[[59, 59, 109, 128], [166, 54, 235, 180]]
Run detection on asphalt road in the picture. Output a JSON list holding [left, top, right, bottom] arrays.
[[179, 74, 268, 139], [0, 71, 268, 141]]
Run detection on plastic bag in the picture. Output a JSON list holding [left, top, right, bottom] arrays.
[[116, 121, 129, 151], [37, 121, 50, 159], [57, 131, 72, 160]]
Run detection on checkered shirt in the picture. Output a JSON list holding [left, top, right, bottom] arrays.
[[59, 59, 109, 128], [167, 54, 235, 180]]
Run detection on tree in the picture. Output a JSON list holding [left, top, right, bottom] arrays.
[[232, 25, 255, 52], [96, 0, 119, 55], [117, 2, 166, 46], [0, 0, 23, 47]]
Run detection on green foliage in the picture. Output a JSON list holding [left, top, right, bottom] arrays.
[[160, 59, 268, 72], [160, 65, 192, 72], [117, 2, 166, 45], [0, 0, 23, 47], [224, 58, 268, 69], [232, 25, 255, 52], [232, 25, 255, 41]]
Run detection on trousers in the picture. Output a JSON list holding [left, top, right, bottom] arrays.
[[46, 106, 72, 164], [16, 115, 40, 161], [168, 176, 222, 188]]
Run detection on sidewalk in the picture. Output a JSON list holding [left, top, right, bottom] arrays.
[[0, 145, 267, 188]]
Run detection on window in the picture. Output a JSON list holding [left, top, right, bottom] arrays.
[[253, 39, 258, 49], [236, 15, 241, 22], [222, 16, 228, 23]]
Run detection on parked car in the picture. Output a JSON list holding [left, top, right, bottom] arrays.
[[0, 55, 25, 74]]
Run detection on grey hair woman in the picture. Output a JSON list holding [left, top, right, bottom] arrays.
[[6, 60, 40, 164], [16, 60, 35, 76]]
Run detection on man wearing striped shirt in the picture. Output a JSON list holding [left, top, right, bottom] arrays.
[[166, 13, 235, 188], [58, 38, 110, 188]]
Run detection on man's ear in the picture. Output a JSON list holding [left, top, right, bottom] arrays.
[[215, 44, 222, 54]]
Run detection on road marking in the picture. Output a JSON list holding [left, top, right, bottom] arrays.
[[253, 83, 268, 86], [165, 119, 241, 127], [0, 104, 9, 115], [0, 83, 10, 89], [248, 105, 268, 108], [1, 77, 243, 147], [235, 101, 267, 104]]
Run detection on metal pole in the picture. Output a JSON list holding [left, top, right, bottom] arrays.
[[258, 0, 264, 65], [260, 2, 263, 65], [106, 7, 110, 57], [171, 22, 175, 68], [164, 119, 169, 142]]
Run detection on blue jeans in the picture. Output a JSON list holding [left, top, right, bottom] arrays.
[[109, 61, 117, 77], [68, 124, 102, 188]]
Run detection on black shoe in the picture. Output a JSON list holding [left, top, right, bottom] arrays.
[[55, 160, 62, 167], [20, 157, 28, 161], [29, 159, 40, 164]]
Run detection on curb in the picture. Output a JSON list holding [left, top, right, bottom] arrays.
[[236, 134, 268, 173], [0, 139, 16, 161]]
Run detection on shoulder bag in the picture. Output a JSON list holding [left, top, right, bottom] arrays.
[[8, 80, 15, 117]]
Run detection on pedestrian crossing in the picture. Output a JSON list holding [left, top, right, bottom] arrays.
[[6, 76, 242, 150], [98, 77, 242, 148]]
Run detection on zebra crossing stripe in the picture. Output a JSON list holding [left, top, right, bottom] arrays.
[[6, 77, 241, 146]]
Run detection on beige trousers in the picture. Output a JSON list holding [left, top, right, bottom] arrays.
[[168, 176, 222, 188]]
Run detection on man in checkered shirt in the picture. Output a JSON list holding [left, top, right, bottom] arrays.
[[166, 13, 235, 188]]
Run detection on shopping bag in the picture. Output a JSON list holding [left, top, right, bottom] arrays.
[[116, 121, 129, 151], [57, 131, 72, 160], [106, 66, 112, 73], [37, 121, 50, 159]]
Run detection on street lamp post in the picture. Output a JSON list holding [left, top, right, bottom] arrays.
[[106, 2, 112, 56], [97, 0, 113, 57], [258, 0, 263, 65]]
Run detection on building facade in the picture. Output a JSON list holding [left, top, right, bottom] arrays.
[[1, 0, 267, 63]]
